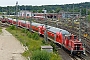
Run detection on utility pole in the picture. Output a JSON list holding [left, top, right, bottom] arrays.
[[79, 7, 81, 41], [43, 9, 48, 43], [72, 3, 74, 29], [9, 6, 10, 17], [52, 10, 55, 21], [18, 5, 20, 17], [25, 6, 26, 31], [29, 11, 32, 32], [67, 7, 68, 18], [85, 8, 88, 31], [16, 1, 18, 29]]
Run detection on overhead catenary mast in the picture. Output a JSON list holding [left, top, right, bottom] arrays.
[[16, 1, 18, 29], [72, 3, 74, 29], [43, 9, 48, 43], [79, 6, 81, 41], [85, 8, 88, 32], [25, 5, 27, 32], [29, 11, 32, 32]]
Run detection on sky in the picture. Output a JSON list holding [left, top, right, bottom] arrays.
[[0, 0, 90, 7]]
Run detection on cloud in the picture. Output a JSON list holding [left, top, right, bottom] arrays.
[[0, 0, 89, 6]]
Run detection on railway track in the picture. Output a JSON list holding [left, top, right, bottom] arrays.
[[71, 55, 86, 60], [55, 44, 72, 60]]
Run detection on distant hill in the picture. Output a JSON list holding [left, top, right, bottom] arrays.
[[0, 2, 90, 15]]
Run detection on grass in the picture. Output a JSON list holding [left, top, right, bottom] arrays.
[[6, 26, 62, 60], [0, 27, 2, 33]]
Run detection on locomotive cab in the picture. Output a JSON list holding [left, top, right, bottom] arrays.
[[73, 40, 84, 55], [64, 34, 84, 55]]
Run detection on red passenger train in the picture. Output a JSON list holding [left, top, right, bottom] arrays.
[[0, 17, 85, 55]]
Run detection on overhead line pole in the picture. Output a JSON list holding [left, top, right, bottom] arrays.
[[52, 10, 54, 21], [29, 11, 32, 32], [25, 5, 27, 33], [24, 5, 27, 50], [79, 7, 81, 41], [72, 3, 74, 29], [16, 1, 18, 30], [86, 8, 88, 31], [43, 9, 48, 43]]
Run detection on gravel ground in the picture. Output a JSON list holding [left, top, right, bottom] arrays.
[[0, 28, 26, 60]]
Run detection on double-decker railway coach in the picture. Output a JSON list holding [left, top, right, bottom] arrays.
[[31, 22, 44, 32], [1, 17, 7, 23], [7, 18, 13, 24]]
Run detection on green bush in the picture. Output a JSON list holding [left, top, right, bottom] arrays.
[[32, 32, 40, 40], [31, 50, 51, 60], [10, 25, 16, 30], [50, 42, 57, 52], [42, 39, 46, 44], [21, 28, 26, 33], [27, 31, 32, 38]]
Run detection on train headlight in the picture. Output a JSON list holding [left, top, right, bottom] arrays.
[[78, 52, 80, 54]]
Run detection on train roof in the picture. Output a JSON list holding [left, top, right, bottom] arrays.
[[31, 22, 44, 27], [20, 20, 30, 24], [26, 21, 30, 24], [48, 26, 70, 35], [8, 18, 12, 20], [0, 16, 3, 18], [21, 20, 25, 23], [13, 19, 16, 21]]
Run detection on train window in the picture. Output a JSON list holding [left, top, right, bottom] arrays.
[[74, 44, 80, 50], [27, 14, 29, 16], [70, 36, 72, 39], [67, 36, 70, 40], [65, 36, 70, 40], [67, 36, 72, 40], [43, 30, 44, 32], [74, 36, 77, 39]]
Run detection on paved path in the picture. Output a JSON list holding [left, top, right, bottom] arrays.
[[0, 28, 26, 60]]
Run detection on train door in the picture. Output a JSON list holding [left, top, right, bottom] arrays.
[[56, 32, 63, 44]]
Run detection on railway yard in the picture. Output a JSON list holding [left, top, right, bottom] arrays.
[[0, 1, 90, 60], [0, 16, 90, 60]]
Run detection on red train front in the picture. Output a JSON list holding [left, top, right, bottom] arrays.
[[64, 34, 85, 55]]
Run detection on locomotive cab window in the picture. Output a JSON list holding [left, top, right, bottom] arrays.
[[74, 36, 77, 39], [43, 30, 44, 32], [65, 35, 71, 40]]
